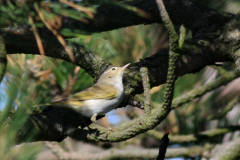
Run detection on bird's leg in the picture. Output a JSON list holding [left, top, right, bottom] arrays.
[[91, 113, 97, 123], [86, 124, 92, 131], [87, 113, 100, 139], [78, 115, 92, 130], [105, 127, 114, 138]]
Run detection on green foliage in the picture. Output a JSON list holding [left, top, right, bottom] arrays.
[[0, 55, 41, 159], [0, 3, 29, 26], [71, 24, 168, 65]]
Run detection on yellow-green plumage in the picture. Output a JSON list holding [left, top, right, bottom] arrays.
[[68, 84, 118, 101], [40, 63, 130, 124]]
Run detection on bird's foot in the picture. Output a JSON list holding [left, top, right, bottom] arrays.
[[90, 113, 97, 124], [86, 125, 92, 131], [87, 127, 100, 139], [105, 127, 115, 138]]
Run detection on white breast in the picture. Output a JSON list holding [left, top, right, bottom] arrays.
[[76, 84, 124, 118]]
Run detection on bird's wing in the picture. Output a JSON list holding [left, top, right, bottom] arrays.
[[67, 84, 118, 101], [36, 84, 118, 107], [36, 100, 84, 107]]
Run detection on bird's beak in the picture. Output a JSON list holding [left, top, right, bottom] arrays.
[[122, 63, 131, 70]]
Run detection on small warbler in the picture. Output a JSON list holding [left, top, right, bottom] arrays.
[[42, 63, 130, 125]]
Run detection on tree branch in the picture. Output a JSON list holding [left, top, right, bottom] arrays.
[[8, 0, 232, 36], [147, 126, 240, 144], [1, 30, 111, 82], [172, 71, 239, 109], [40, 141, 213, 159], [140, 67, 151, 115], [208, 94, 240, 120], [16, 107, 103, 144], [210, 138, 240, 160], [114, 70, 239, 138]]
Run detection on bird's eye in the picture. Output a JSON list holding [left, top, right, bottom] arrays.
[[112, 68, 116, 71]]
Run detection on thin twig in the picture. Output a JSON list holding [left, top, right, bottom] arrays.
[[34, 3, 75, 62], [147, 125, 240, 143], [28, 15, 45, 56], [156, 0, 180, 113], [59, 0, 95, 18], [140, 67, 151, 115], [208, 94, 240, 120], [172, 71, 239, 109], [156, 0, 178, 50]]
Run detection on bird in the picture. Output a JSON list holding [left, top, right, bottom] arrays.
[[41, 63, 130, 126]]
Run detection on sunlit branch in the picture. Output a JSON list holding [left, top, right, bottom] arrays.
[[208, 94, 240, 120], [172, 71, 239, 108], [140, 67, 151, 115], [35, 3, 75, 62], [147, 126, 240, 144], [38, 141, 214, 159], [210, 138, 240, 160]]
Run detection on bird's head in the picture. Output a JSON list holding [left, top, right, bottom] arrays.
[[97, 63, 130, 85]]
